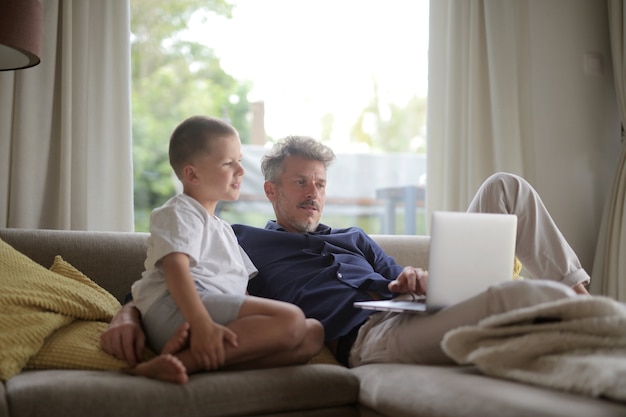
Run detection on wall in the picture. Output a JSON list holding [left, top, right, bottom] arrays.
[[527, 0, 621, 273]]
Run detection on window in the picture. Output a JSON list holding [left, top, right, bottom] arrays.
[[131, 0, 429, 234]]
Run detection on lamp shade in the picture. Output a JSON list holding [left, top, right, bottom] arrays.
[[0, 0, 43, 71]]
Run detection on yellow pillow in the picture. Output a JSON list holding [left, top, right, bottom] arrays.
[[26, 256, 127, 371], [0, 237, 125, 380], [513, 257, 523, 280], [26, 320, 127, 371], [308, 346, 340, 366], [49, 254, 121, 302]]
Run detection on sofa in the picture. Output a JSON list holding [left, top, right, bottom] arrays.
[[0, 227, 625, 417]]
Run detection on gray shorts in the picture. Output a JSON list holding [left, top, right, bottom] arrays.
[[142, 290, 246, 353]]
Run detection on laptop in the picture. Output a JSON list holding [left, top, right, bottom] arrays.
[[354, 211, 518, 314]]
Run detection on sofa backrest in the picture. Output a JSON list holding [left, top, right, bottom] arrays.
[[371, 235, 430, 271], [0, 228, 149, 302], [0, 228, 431, 303]]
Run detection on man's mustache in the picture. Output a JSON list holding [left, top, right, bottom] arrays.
[[297, 200, 320, 210]]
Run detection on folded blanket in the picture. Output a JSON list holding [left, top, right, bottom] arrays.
[[0, 238, 126, 381], [441, 296, 626, 402]]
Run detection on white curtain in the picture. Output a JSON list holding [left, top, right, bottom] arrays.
[[0, 0, 133, 231], [591, 0, 626, 300], [427, 0, 531, 220]]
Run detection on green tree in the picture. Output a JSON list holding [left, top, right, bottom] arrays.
[[131, 0, 253, 231], [349, 79, 427, 154]]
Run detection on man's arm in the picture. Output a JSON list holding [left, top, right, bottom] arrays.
[[100, 301, 146, 366]]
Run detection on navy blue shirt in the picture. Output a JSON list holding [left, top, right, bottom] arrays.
[[232, 221, 404, 341]]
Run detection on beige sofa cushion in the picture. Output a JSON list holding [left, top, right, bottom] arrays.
[[353, 364, 626, 417], [7, 365, 359, 417]]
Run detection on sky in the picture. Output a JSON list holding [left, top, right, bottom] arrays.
[[190, 0, 430, 150]]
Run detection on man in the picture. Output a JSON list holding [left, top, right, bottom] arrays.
[[102, 136, 590, 368]]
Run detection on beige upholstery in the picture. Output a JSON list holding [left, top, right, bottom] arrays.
[[353, 364, 626, 417]]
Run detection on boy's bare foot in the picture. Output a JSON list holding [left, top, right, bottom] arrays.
[[162, 322, 190, 355], [129, 354, 188, 384]]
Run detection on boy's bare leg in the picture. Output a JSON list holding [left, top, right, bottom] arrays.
[[220, 299, 324, 369], [222, 317, 324, 370], [172, 297, 324, 374]]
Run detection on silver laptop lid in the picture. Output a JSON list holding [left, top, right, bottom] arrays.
[[426, 211, 517, 310]]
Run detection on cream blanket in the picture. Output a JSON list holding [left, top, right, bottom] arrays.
[[441, 296, 626, 402]]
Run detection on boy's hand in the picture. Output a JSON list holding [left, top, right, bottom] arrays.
[[190, 321, 238, 370], [388, 266, 428, 295]]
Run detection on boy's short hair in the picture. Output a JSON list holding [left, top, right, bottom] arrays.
[[261, 136, 336, 183], [169, 115, 238, 180]]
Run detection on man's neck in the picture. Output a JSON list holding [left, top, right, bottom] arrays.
[[267, 220, 331, 235]]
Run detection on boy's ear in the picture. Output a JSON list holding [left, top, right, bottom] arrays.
[[183, 165, 199, 183]]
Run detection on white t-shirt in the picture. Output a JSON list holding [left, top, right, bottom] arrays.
[[131, 193, 257, 316]]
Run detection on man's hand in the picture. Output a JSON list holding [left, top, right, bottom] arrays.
[[388, 266, 428, 295], [100, 302, 146, 366]]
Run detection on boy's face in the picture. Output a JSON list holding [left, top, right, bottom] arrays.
[[264, 155, 327, 233], [189, 134, 244, 206]]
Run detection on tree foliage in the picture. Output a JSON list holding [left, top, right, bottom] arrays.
[[349, 80, 427, 153], [130, 1, 428, 233]]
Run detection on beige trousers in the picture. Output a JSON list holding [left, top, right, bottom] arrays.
[[349, 172, 589, 367]]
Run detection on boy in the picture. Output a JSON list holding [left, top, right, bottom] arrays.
[[129, 116, 323, 384]]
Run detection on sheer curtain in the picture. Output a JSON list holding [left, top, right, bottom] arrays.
[[0, 0, 133, 231], [427, 0, 531, 218], [591, 0, 626, 300]]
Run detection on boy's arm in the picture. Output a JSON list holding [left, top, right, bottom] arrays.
[[162, 252, 237, 370]]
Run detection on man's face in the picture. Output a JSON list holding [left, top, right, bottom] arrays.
[[264, 156, 327, 233]]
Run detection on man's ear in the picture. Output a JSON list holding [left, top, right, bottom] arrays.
[[264, 181, 276, 202]]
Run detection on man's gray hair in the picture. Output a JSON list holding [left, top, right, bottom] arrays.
[[261, 136, 336, 182]]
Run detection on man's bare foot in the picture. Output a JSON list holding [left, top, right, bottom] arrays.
[[162, 322, 190, 355], [129, 354, 188, 384], [572, 282, 590, 296]]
